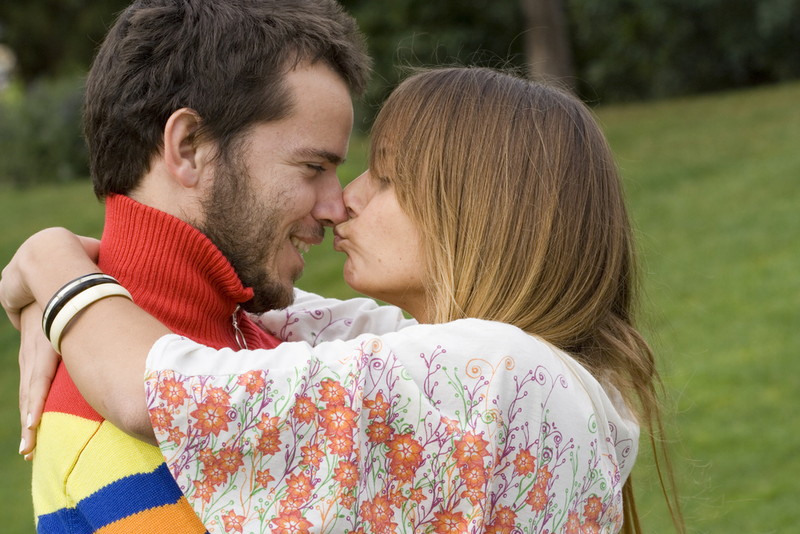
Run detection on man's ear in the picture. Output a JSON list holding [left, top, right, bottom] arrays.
[[163, 108, 212, 189]]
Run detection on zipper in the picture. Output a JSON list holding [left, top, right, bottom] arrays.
[[232, 305, 248, 350]]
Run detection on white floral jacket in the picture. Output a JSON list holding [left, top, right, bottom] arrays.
[[144, 290, 639, 534]]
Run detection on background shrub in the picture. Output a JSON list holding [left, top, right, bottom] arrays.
[[0, 76, 87, 187]]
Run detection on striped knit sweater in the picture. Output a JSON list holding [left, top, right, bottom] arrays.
[[33, 194, 281, 533]]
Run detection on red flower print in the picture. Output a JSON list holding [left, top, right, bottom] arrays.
[[525, 484, 548, 513], [432, 509, 468, 534], [237, 370, 266, 396], [338, 489, 356, 508], [301, 443, 325, 468], [167, 426, 186, 446], [158, 376, 189, 408], [198, 447, 216, 467], [581, 520, 601, 534], [390, 463, 417, 483], [319, 378, 347, 406], [333, 461, 359, 489], [151, 407, 173, 432], [565, 511, 581, 534], [535, 465, 553, 487], [388, 489, 404, 508], [460, 486, 486, 505], [491, 505, 517, 528], [386, 432, 424, 483], [279, 498, 300, 513], [319, 404, 357, 438], [222, 509, 246, 533], [360, 495, 397, 534], [217, 445, 244, 474], [459, 464, 487, 489], [256, 414, 281, 432], [408, 487, 426, 504], [513, 447, 536, 476], [583, 495, 602, 521], [202, 461, 230, 487], [286, 472, 314, 502], [256, 469, 275, 488], [192, 479, 214, 504], [440, 416, 461, 436], [293, 395, 317, 424], [190, 402, 231, 437], [453, 431, 491, 469], [204, 386, 231, 407], [270, 509, 313, 534], [363, 391, 390, 420], [366, 421, 393, 444], [256, 429, 282, 456], [328, 434, 355, 457]]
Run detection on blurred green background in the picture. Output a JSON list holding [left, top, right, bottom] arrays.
[[2, 1, 799, 533]]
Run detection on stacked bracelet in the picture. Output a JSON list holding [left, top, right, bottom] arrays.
[[41, 273, 133, 354]]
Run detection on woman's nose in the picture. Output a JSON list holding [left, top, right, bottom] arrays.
[[342, 171, 370, 219]]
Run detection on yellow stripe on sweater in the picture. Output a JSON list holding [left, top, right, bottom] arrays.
[[68, 420, 165, 500], [33, 413, 166, 516], [33, 411, 101, 516]]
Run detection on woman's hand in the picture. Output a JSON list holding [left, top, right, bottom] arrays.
[[17, 303, 60, 460], [0, 228, 101, 458], [1, 229, 101, 327]]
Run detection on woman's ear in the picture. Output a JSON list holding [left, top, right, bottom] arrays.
[[162, 108, 212, 190]]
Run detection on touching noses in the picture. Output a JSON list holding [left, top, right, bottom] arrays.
[[311, 172, 348, 227]]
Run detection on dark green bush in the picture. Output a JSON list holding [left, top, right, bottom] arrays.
[[569, 0, 800, 102], [0, 76, 88, 187]]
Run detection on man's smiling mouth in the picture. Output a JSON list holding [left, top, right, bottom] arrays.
[[291, 236, 312, 254]]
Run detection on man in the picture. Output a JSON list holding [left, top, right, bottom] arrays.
[[21, 0, 370, 532]]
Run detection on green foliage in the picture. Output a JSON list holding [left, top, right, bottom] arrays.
[[0, 0, 130, 83], [569, 0, 800, 101], [340, 0, 527, 131], [0, 76, 88, 187]]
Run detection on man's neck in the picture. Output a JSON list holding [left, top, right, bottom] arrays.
[[98, 194, 279, 350]]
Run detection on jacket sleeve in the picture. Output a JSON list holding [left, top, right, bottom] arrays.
[[249, 288, 417, 345]]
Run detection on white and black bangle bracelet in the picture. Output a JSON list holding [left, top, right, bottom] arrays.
[[42, 273, 120, 339], [41, 274, 133, 354]]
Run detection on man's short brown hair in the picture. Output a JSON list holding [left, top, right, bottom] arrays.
[[84, 0, 370, 198]]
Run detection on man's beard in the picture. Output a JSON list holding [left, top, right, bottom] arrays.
[[199, 156, 296, 314]]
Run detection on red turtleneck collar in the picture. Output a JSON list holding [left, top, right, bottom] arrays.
[[44, 194, 279, 420], [98, 194, 279, 350]]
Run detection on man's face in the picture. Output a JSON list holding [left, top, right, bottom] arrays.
[[200, 61, 353, 313]]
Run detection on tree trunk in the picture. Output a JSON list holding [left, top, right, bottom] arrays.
[[522, 0, 575, 90]]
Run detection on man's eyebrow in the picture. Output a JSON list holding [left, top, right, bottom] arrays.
[[296, 148, 345, 166]]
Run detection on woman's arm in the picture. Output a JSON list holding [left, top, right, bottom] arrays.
[[1, 228, 170, 445], [252, 288, 417, 345]]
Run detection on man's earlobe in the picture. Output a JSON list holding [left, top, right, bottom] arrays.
[[163, 108, 209, 189]]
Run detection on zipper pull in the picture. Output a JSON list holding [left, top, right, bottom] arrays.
[[232, 305, 248, 350]]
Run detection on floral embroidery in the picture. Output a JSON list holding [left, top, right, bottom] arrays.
[[146, 307, 636, 534]]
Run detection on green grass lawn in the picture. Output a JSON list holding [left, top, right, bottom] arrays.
[[1, 81, 798, 533]]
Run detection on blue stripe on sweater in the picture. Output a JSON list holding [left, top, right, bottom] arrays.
[[36, 463, 186, 532]]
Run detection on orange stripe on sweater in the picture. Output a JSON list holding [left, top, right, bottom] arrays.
[[95, 498, 207, 534]]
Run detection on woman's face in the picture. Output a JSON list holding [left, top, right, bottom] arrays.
[[333, 171, 427, 320]]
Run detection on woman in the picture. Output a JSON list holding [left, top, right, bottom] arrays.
[[2, 68, 682, 533]]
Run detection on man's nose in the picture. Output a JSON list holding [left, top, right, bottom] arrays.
[[311, 173, 348, 227]]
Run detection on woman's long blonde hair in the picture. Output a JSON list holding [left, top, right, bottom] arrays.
[[370, 67, 684, 533]]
